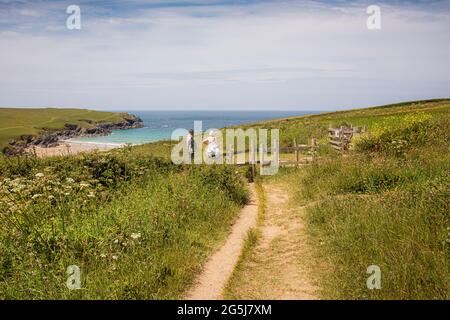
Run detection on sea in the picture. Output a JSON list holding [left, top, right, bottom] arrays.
[[69, 110, 318, 145]]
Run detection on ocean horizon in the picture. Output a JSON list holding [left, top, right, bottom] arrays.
[[69, 110, 321, 145]]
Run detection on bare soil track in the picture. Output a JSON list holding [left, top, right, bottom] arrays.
[[186, 181, 319, 300], [185, 184, 259, 300]]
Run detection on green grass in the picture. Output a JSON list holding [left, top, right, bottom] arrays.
[[223, 179, 265, 299], [281, 111, 450, 299], [121, 140, 174, 159], [222, 227, 260, 300], [0, 149, 249, 299], [0, 108, 135, 150], [1, 99, 449, 300]]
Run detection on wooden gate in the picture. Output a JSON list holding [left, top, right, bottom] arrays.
[[328, 125, 367, 152]]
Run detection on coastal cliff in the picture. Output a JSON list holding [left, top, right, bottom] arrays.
[[4, 113, 143, 155]]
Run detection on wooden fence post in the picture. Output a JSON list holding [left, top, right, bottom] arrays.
[[250, 140, 256, 180], [273, 138, 279, 168], [310, 138, 317, 163], [227, 144, 234, 164], [293, 138, 299, 165], [259, 143, 264, 166]]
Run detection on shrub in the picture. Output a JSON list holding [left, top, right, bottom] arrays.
[[354, 112, 434, 155]]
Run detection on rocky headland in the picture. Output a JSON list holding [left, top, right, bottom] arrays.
[[5, 114, 143, 155]]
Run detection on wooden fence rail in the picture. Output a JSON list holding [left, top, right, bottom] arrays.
[[228, 138, 317, 166]]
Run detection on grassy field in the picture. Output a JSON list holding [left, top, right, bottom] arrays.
[[0, 99, 449, 299], [140, 99, 450, 300], [239, 99, 450, 299], [0, 108, 135, 150], [295, 116, 449, 299], [0, 148, 249, 299]]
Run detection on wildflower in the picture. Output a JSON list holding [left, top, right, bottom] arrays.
[[64, 192, 71, 196], [35, 173, 44, 178], [130, 232, 141, 240], [112, 255, 118, 260], [100, 253, 107, 258], [87, 192, 95, 198], [66, 178, 75, 183], [79, 182, 90, 188], [114, 239, 119, 244]]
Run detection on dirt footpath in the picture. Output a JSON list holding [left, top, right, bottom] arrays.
[[224, 182, 319, 299], [185, 184, 259, 300]]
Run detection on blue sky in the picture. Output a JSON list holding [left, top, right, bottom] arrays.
[[0, 0, 449, 110]]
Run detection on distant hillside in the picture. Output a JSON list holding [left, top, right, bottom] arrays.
[[0, 108, 142, 152], [236, 98, 450, 149]]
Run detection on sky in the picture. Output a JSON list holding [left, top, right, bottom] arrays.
[[0, 0, 449, 111]]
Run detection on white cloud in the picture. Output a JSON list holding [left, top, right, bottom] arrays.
[[0, 1, 449, 110]]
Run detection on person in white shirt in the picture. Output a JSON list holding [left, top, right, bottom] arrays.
[[203, 130, 220, 159]]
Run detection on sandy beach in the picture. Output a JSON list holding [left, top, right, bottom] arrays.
[[28, 140, 124, 157]]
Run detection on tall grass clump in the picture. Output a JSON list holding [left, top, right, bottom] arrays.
[[291, 116, 450, 299], [0, 149, 249, 299]]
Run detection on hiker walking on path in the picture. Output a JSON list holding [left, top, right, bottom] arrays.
[[187, 129, 195, 162]]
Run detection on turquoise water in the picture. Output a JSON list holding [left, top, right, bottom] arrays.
[[71, 111, 317, 145]]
